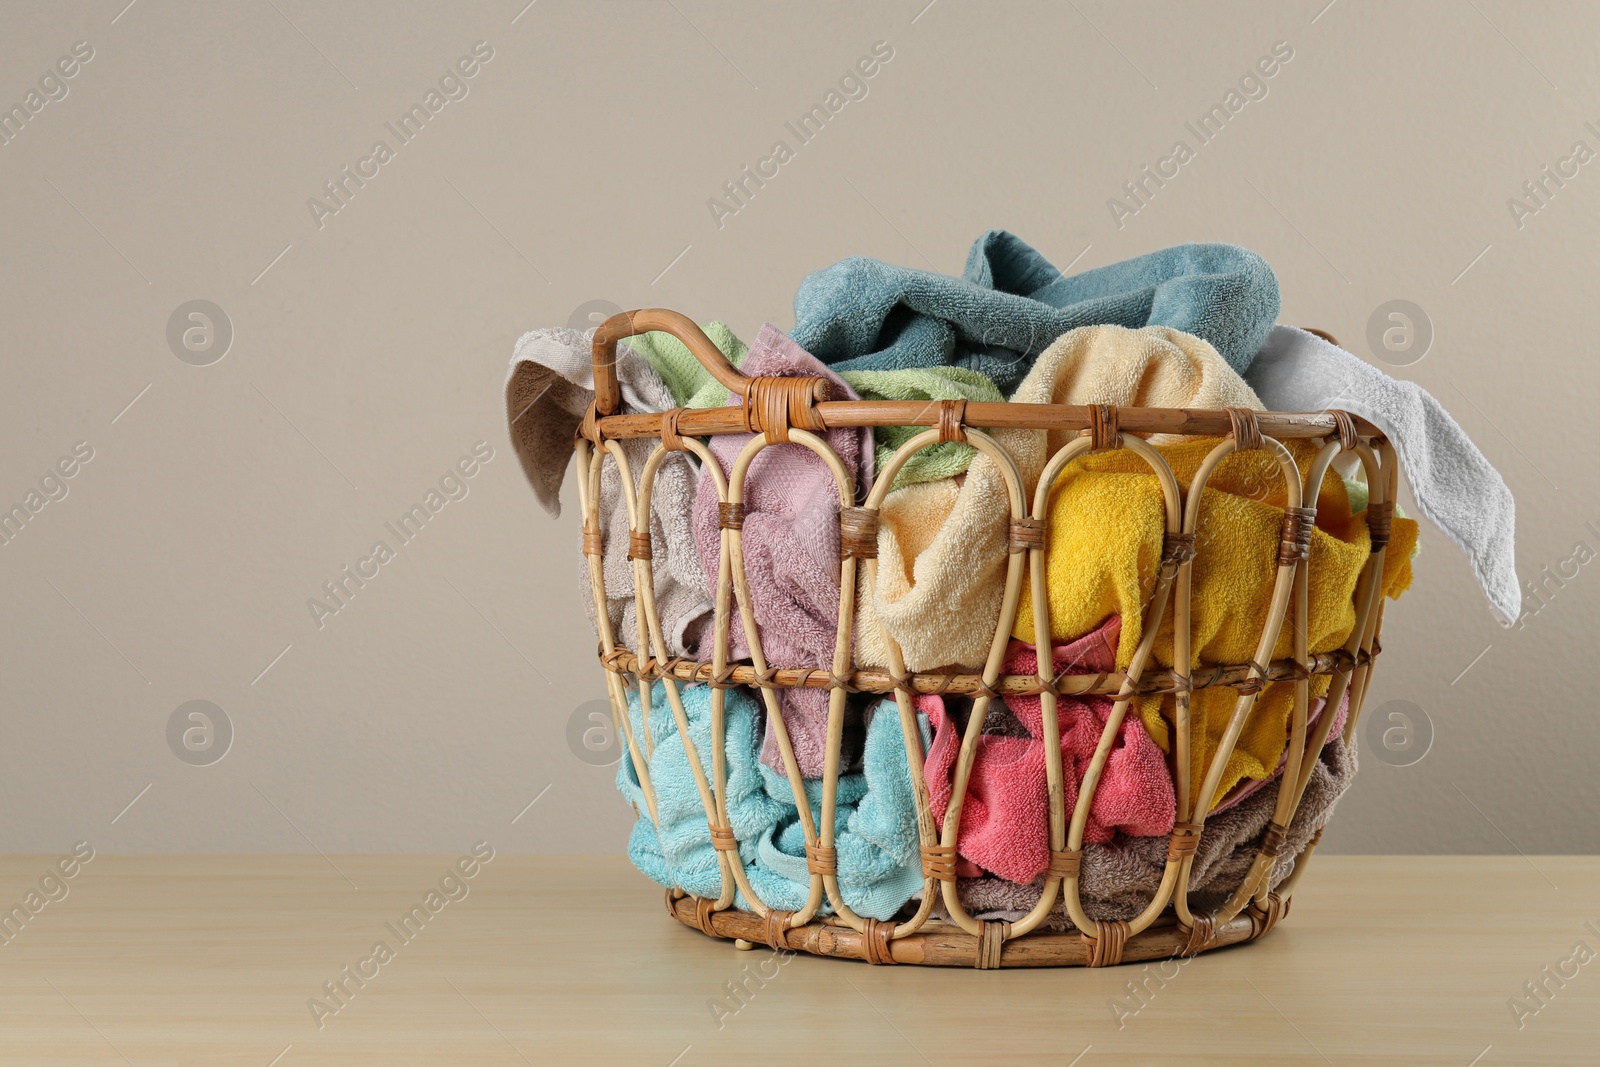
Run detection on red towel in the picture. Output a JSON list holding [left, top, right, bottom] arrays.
[[925, 615, 1177, 885]]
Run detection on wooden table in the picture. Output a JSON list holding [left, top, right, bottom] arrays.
[[1, 855, 1595, 1065]]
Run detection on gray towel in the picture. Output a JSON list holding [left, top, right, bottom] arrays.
[[505, 328, 712, 655], [937, 732, 1357, 931], [1244, 325, 1518, 625]]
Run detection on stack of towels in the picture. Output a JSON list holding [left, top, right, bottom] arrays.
[[508, 230, 1517, 927]]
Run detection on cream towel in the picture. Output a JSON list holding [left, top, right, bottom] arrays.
[[855, 325, 1264, 671]]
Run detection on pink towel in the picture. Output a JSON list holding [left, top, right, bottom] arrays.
[[925, 616, 1177, 885], [692, 325, 874, 777]]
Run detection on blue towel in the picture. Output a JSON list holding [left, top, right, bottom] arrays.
[[615, 681, 925, 920], [791, 231, 1280, 394]]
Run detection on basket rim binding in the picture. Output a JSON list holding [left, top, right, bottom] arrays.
[[576, 308, 1395, 969]]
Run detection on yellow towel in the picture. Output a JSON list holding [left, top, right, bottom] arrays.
[[854, 324, 1267, 672], [1011, 436, 1418, 811]]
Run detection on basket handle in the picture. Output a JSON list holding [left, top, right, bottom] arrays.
[[590, 309, 736, 416]]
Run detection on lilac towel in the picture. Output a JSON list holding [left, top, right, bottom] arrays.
[[692, 326, 874, 777]]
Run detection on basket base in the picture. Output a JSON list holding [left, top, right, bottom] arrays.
[[664, 892, 1279, 968]]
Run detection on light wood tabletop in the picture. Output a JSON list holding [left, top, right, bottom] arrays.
[[0, 854, 1595, 1065]]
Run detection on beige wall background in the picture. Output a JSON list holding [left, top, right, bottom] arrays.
[[2, 0, 1595, 856]]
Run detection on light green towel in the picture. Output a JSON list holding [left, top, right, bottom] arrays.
[[623, 321, 748, 410], [628, 323, 1003, 491], [838, 366, 1003, 490]]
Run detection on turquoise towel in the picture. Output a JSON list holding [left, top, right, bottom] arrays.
[[615, 681, 925, 920], [791, 231, 1280, 394]]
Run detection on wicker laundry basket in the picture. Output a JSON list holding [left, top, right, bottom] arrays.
[[577, 310, 1395, 969]]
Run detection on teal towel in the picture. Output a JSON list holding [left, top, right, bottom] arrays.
[[615, 681, 925, 920], [791, 231, 1280, 394]]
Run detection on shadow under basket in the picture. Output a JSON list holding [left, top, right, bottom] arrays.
[[576, 311, 1396, 969]]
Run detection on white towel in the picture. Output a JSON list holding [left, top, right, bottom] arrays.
[[505, 328, 712, 655], [1244, 325, 1518, 626]]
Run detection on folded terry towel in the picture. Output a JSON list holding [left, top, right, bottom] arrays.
[[616, 680, 925, 920], [1011, 434, 1417, 810], [854, 324, 1268, 674], [838, 366, 1004, 489], [791, 231, 1281, 394], [924, 616, 1176, 885], [1244, 324, 1518, 625], [505, 328, 717, 655], [942, 730, 1356, 927], [691, 325, 875, 777]]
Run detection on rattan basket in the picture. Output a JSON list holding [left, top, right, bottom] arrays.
[[576, 309, 1395, 969]]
